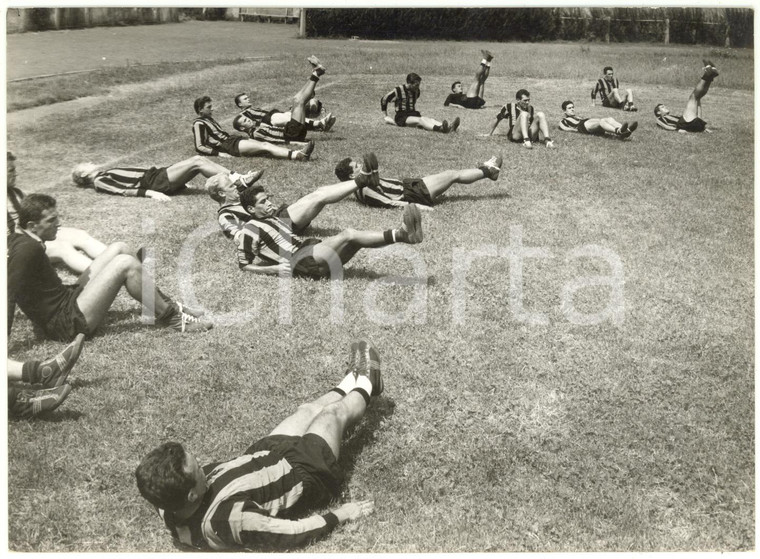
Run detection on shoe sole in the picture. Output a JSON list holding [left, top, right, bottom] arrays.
[[450, 117, 460, 132], [323, 115, 336, 132], [629, 122, 639, 132], [355, 339, 382, 396], [403, 204, 423, 244], [41, 333, 85, 388]]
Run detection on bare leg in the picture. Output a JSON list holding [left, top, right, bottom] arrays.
[[422, 169, 488, 199], [237, 139, 294, 159], [46, 241, 95, 275], [466, 63, 489, 98], [269, 111, 292, 127], [406, 115, 443, 132], [509, 111, 531, 141], [165, 155, 230, 185], [533, 112, 551, 141], [598, 117, 622, 133], [304, 391, 368, 459], [290, 76, 319, 124], [269, 391, 344, 436], [286, 181, 359, 230], [315, 229, 393, 265], [75, 243, 170, 331], [683, 78, 712, 121]]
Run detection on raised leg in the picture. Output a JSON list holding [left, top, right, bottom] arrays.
[[165, 155, 230, 185], [533, 112, 551, 141], [269, 391, 344, 437], [290, 73, 321, 124], [599, 117, 622, 133], [683, 78, 712, 121], [466, 63, 489, 98], [286, 181, 359, 230], [45, 240, 95, 275], [304, 391, 368, 459], [422, 169, 489, 199]]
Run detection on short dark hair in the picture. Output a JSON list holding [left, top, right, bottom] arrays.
[[561, 100, 574, 111], [7, 151, 16, 161], [406, 72, 422, 84], [18, 193, 56, 229], [451, 81, 461, 92], [306, 99, 323, 118], [232, 114, 247, 132], [603, 66, 613, 74], [654, 103, 665, 116], [516, 89, 530, 100], [239, 185, 266, 211], [135, 442, 196, 511], [334, 157, 354, 181], [234, 93, 247, 108], [194, 96, 212, 115]]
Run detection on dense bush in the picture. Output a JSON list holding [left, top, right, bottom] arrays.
[[306, 7, 753, 47]]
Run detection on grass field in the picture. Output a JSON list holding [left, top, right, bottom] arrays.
[[6, 21, 754, 552]]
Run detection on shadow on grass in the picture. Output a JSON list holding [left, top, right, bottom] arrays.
[[438, 191, 512, 204], [338, 396, 397, 484], [9, 407, 86, 423]]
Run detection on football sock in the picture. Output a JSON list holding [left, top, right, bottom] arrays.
[[21, 361, 42, 384], [350, 375, 374, 404], [288, 150, 298, 160], [544, 137, 552, 143], [332, 371, 357, 397], [310, 73, 320, 82], [433, 124, 442, 132], [477, 165, 490, 178], [383, 229, 400, 244]]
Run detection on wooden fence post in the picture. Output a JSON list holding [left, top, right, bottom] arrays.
[[725, 23, 731, 47], [664, 18, 669, 43], [299, 8, 306, 37], [604, 16, 611, 43]]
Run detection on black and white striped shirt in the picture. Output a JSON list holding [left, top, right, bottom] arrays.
[[381, 84, 420, 113], [355, 177, 408, 208], [236, 216, 307, 268], [91, 168, 150, 197], [496, 103, 534, 131], [655, 114, 680, 131], [559, 116, 583, 132], [158, 452, 339, 550], [217, 203, 252, 240], [591, 77, 619, 104], [193, 116, 232, 156]]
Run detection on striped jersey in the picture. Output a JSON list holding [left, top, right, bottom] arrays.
[[355, 177, 409, 208], [381, 84, 420, 113], [236, 216, 307, 268], [217, 203, 252, 240], [591, 77, 619, 104], [496, 103, 534, 130], [158, 452, 339, 550], [241, 107, 279, 126], [559, 115, 583, 132], [91, 167, 151, 196], [193, 116, 232, 156], [655, 114, 680, 131], [252, 122, 289, 144]]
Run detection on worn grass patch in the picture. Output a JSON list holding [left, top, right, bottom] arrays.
[[6, 23, 754, 552]]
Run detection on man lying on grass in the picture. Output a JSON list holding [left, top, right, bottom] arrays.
[[334, 154, 502, 209], [193, 96, 314, 161], [487, 88, 555, 149], [208, 153, 386, 241], [444, 49, 493, 110], [559, 100, 638, 140], [235, 159, 424, 280], [655, 60, 718, 133], [71, 155, 263, 201], [135, 339, 382, 551], [382, 72, 460, 133], [8, 151, 106, 275], [8, 194, 213, 340], [7, 333, 84, 419]]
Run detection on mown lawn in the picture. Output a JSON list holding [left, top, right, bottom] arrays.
[[6, 21, 754, 552]]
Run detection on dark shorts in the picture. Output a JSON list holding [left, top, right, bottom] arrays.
[[274, 204, 309, 235], [577, 119, 605, 136], [291, 239, 341, 280], [140, 166, 185, 195], [602, 98, 622, 109], [261, 109, 279, 126], [394, 110, 421, 127], [401, 178, 435, 207], [43, 284, 88, 342], [677, 117, 707, 133], [246, 434, 343, 507], [459, 96, 486, 109], [284, 119, 308, 142], [508, 126, 538, 143], [219, 137, 242, 157]]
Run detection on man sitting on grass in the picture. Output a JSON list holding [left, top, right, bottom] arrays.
[[193, 96, 314, 161], [382, 72, 460, 134], [8, 194, 213, 341], [7, 333, 84, 419], [559, 100, 638, 140], [487, 89, 555, 149], [444, 50, 493, 110], [591, 66, 637, 112], [8, 151, 106, 275], [235, 165, 424, 280], [334, 155, 502, 209], [655, 60, 718, 133], [207, 153, 382, 241], [71, 155, 263, 201], [135, 339, 382, 551]]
